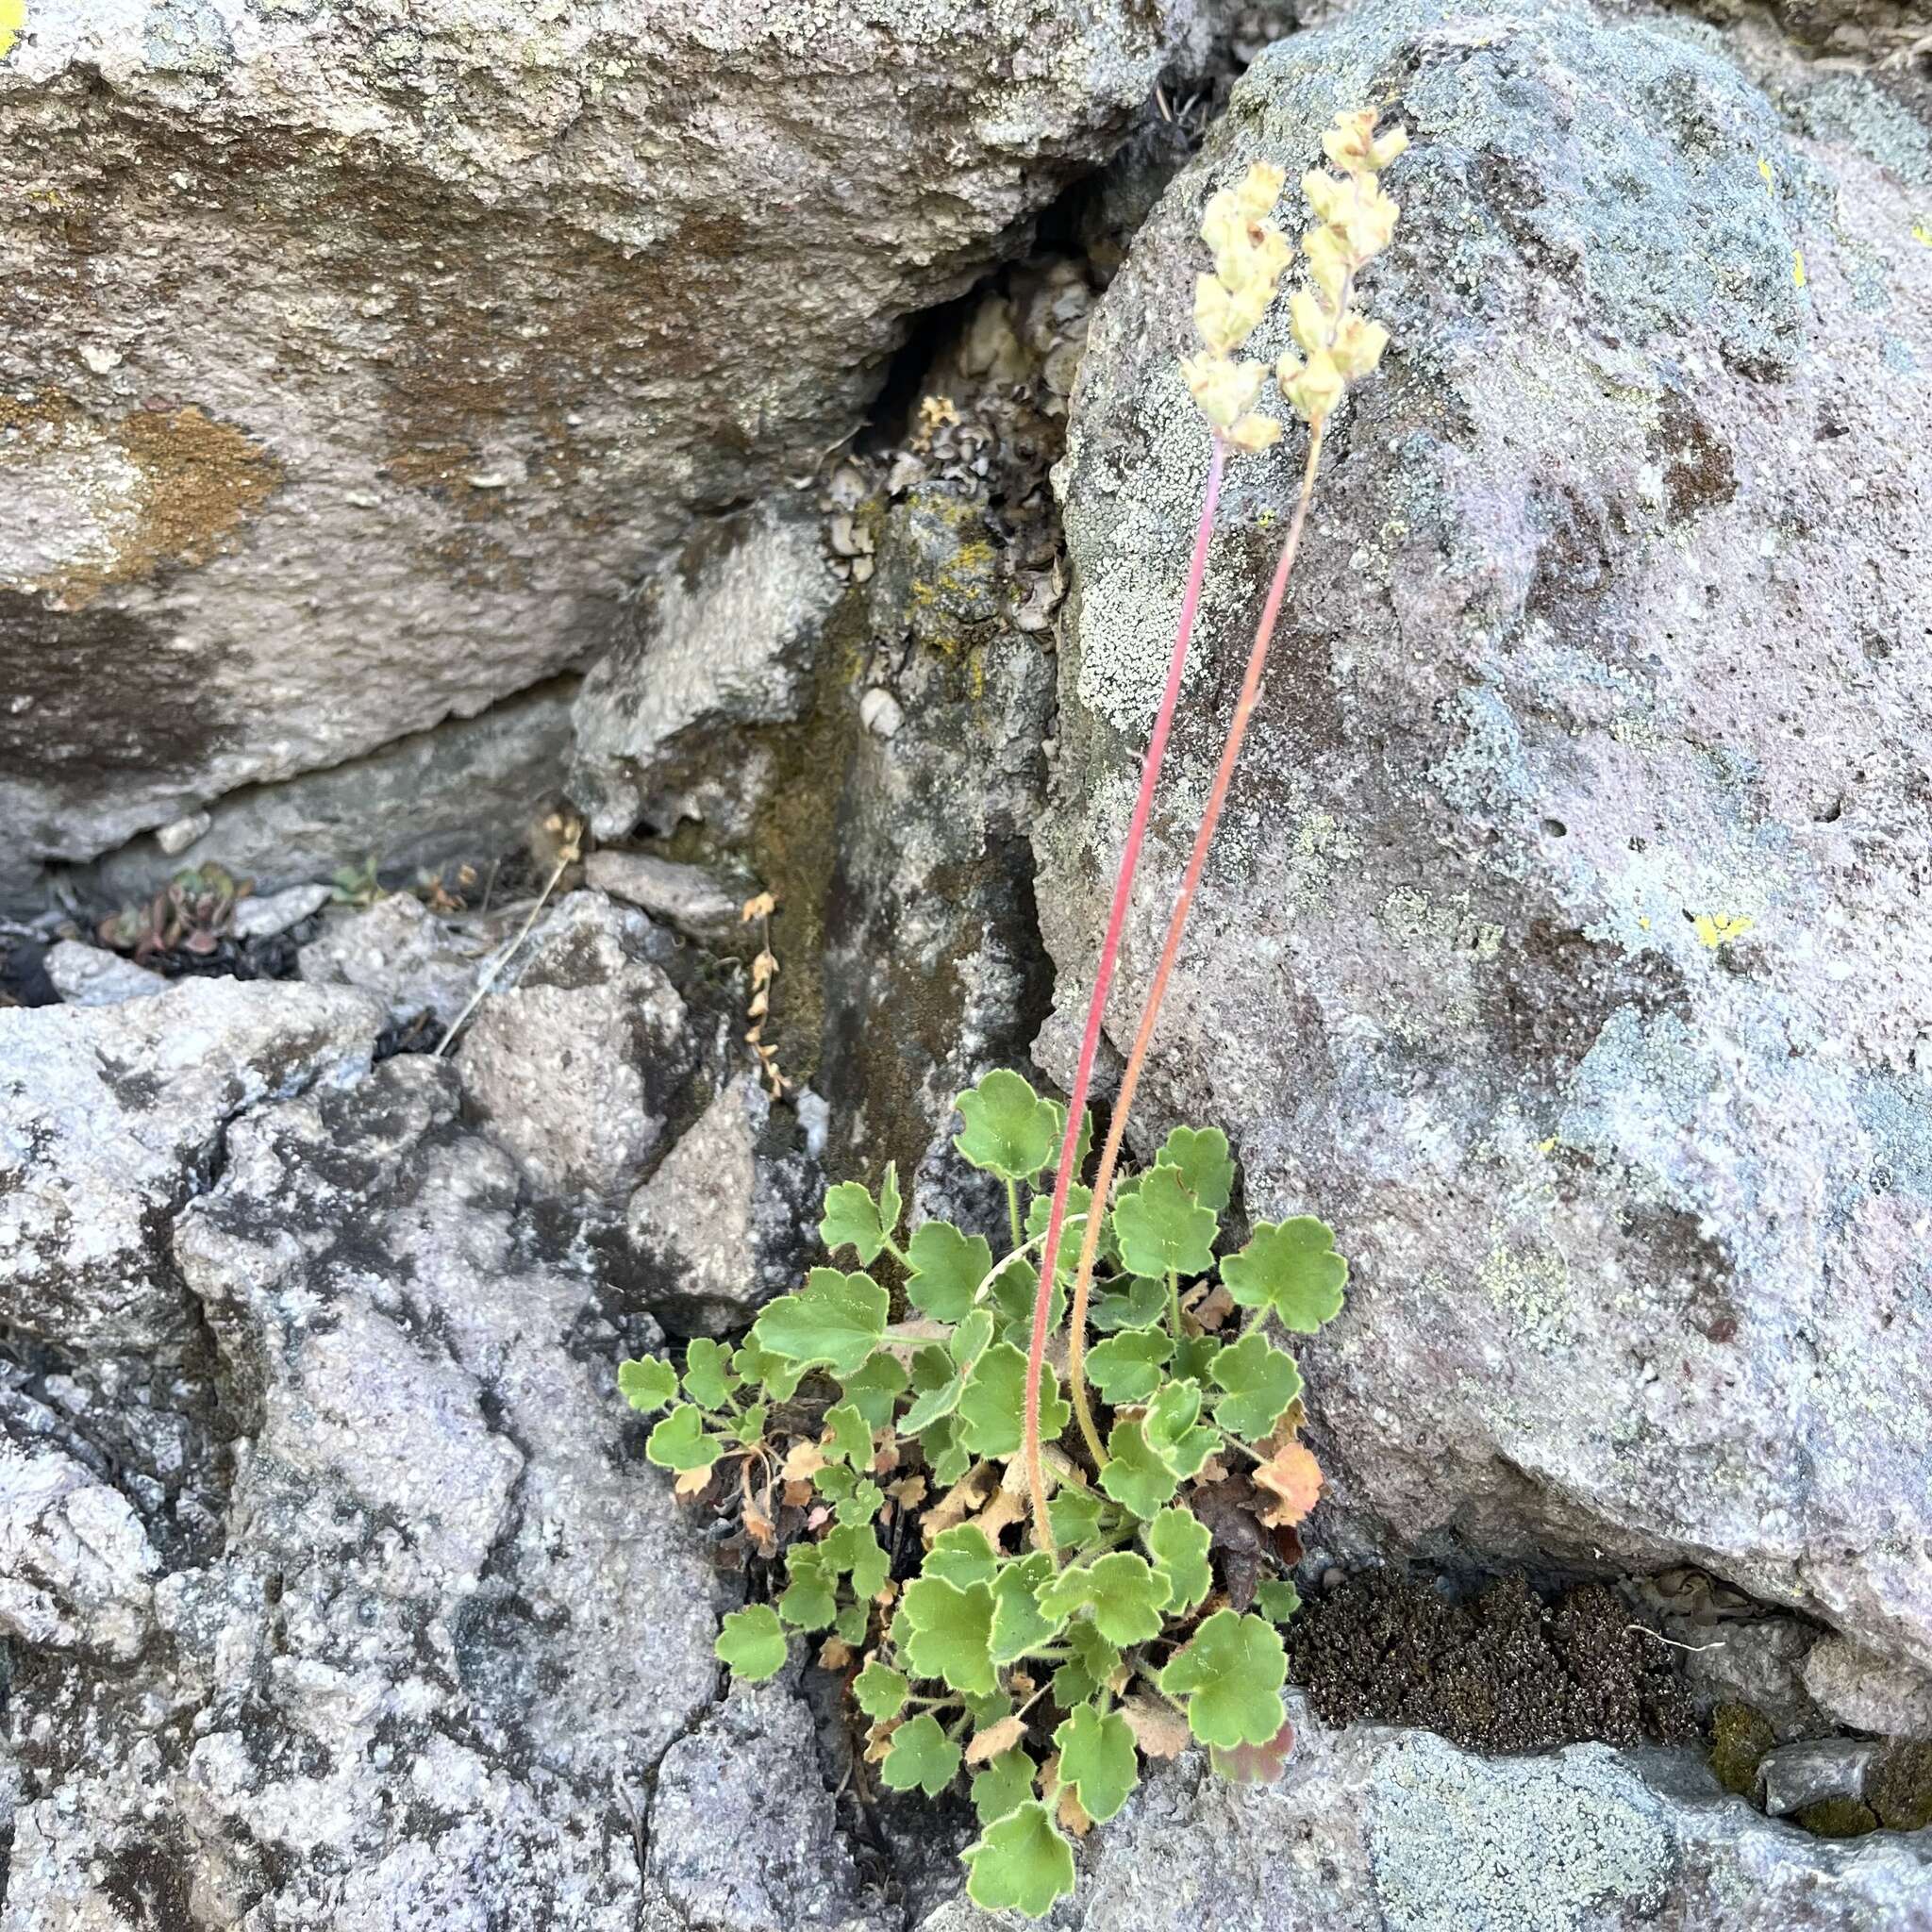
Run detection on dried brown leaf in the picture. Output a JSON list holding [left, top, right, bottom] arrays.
[[964, 1714, 1029, 1766], [1119, 1693, 1191, 1760], [1254, 1441, 1324, 1527], [782, 1442, 827, 1484]]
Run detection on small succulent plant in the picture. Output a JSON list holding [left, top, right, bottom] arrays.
[[97, 863, 251, 963], [621, 1069, 1346, 1918]]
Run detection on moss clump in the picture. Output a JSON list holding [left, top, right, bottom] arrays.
[[1869, 1740, 1932, 1833], [1792, 1796, 1878, 1840], [1708, 1702, 1774, 1798]]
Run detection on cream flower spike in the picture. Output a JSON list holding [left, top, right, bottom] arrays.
[[1275, 109, 1407, 426], [1185, 161, 1294, 445]]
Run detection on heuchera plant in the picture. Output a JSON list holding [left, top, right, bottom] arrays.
[[618, 108, 1406, 1919], [622, 1071, 1346, 1917]]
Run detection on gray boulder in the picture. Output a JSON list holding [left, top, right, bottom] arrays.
[[76, 677, 576, 909], [2, 1054, 734, 1930], [625, 1074, 818, 1337], [917, 1711, 1932, 1930], [571, 499, 844, 841], [297, 890, 499, 1029], [456, 891, 694, 1200], [0, 975, 384, 1357], [0, 0, 1205, 903], [1039, 0, 1932, 1681], [645, 1683, 891, 1932]]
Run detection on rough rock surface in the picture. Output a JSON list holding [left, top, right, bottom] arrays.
[[644, 1682, 891, 1932], [1039, 0, 1932, 1682], [0, 0, 1205, 902], [0, 1053, 736, 1930], [918, 1709, 1932, 1930], [297, 891, 500, 1029], [0, 975, 383, 1356], [42, 937, 169, 1006], [572, 500, 846, 841], [457, 891, 695, 1199], [587, 847, 748, 942], [0, 1444, 158, 1664], [75, 678, 576, 911], [625, 1074, 819, 1337]]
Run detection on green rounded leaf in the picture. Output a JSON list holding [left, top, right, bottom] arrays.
[[732, 1338, 807, 1402], [1141, 1377, 1219, 1479], [823, 1402, 873, 1470], [962, 1801, 1076, 1920], [1084, 1328, 1174, 1404], [1158, 1607, 1288, 1750], [957, 1340, 1070, 1459], [970, 1748, 1037, 1826], [1054, 1703, 1140, 1824], [1112, 1164, 1218, 1280], [1254, 1578, 1304, 1624], [988, 1255, 1066, 1348], [778, 1545, 838, 1630], [1156, 1125, 1235, 1213], [1220, 1216, 1348, 1331], [681, 1337, 740, 1411], [835, 1600, 871, 1645], [1036, 1551, 1166, 1647], [1097, 1419, 1180, 1520], [645, 1404, 724, 1474], [952, 1069, 1060, 1183], [853, 1661, 908, 1719], [819, 1163, 902, 1265], [834, 1478, 884, 1526], [715, 1604, 787, 1680], [839, 1351, 909, 1427], [823, 1523, 890, 1599], [617, 1356, 677, 1413], [1142, 1507, 1213, 1614], [1051, 1620, 1123, 1707], [1089, 1274, 1169, 1332], [898, 1576, 998, 1695], [989, 1550, 1066, 1664], [751, 1267, 889, 1378], [905, 1220, 992, 1323], [881, 1711, 962, 1797], [1208, 1330, 1305, 1441], [924, 1524, 1000, 1592], [1046, 1485, 1114, 1550]]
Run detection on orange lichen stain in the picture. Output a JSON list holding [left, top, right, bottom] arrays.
[[0, 391, 279, 605]]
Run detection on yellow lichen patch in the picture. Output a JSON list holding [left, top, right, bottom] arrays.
[[1913, 220, 1932, 248], [0, 391, 279, 605], [0, 0, 23, 63], [1692, 912, 1755, 949], [1792, 248, 1807, 290]]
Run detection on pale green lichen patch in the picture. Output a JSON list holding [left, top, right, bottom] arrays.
[[1368, 1735, 1673, 1931]]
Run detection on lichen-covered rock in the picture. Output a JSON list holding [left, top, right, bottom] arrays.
[[2, 1054, 730, 1930], [0, 975, 384, 1355], [1038, 0, 1932, 1679], [625, 1074, 818, 1336], [0, 1445, 158, 1663], [644, 1682, 892, 1932], [457, 891, 694, 1199], [0, 0, 1206, 905], [918, 1707, 1932, 1930]]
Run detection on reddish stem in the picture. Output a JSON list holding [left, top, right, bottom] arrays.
[[1065, 425, 1328, 1378], [1021, 437, 1229, 1555]]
